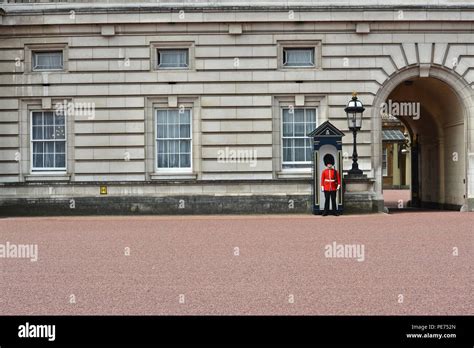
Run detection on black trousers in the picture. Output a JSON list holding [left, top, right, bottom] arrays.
[[323, 190, 337, 214]]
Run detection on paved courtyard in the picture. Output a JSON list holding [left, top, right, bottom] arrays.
[[0, 212, 472, 315]]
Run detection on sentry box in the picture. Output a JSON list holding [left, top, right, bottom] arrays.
[[307, 121, 345, 215]]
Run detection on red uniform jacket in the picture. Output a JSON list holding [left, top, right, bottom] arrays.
[[321, 167, 341, 191]]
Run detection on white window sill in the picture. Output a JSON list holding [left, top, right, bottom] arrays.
[[150, 172, 197, 180], [156, 66, 189, 70], [282, 65, 315, 68], [277, 170, 312, 179], [25, 174, 70, 182], [279, 67, 321, 71]]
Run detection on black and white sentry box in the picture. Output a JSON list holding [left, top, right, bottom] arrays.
[[307, 121, 345, 215]]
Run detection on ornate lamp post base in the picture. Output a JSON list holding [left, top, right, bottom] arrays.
[[347, 128, 365, 178]]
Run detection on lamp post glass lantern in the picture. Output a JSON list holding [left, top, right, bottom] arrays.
[[345, 92, 365, 176]]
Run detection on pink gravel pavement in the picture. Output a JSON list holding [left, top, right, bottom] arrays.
[[383, 189, 411, 208], [0, 212, 472, 315]]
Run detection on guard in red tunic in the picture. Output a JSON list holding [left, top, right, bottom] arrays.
[[321, 154, 341, 216]]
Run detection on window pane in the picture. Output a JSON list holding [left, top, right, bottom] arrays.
[[306, 147, 312, 162], [158, 49, 188, 68], [169, 140, 179, 154], [55, 141, 65, 153], [55, 125, 65, 140], [294, 122, 305, 136], [283, 147, 293, 162], [55, 154, 66, 168], [179, 124, 190, 138], [157, 124, 167, 139], [45, 142, 55, 153], [295, 147, 305, 161], [284, 48, 314, 67], [32, 126, 43, 140], [283, 122, 293, 137], [180, 154, 190, 168], [44, 153, 55, 167], [33, 142, 44, 154], [282, 109, 293, 123], [157, 110, 167, 124], [168, 110, 179, 123], [55, 113, 65, 125], [294, 109, 304, 123], [283, 109, 294, 137], [169, 153, 179, 168], [44, 126, 54, 139], [44, 112, 54, 125], [305, 139, 313, 161], [295, 138, 305, 148], [168, 124, 179, 138], [179, 110, 190, 124], [33, 154, 43, 168], [158, 153, 167, 168], [180, 140, 191, 153], [32, 112, 43, 125], [157, 140, 167, 153], [283, 138, 293, 162], [306, 109, 316, 124], [33, 51, 63, 70]]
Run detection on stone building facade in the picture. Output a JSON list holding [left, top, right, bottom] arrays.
[[0, 0, 473, 214]]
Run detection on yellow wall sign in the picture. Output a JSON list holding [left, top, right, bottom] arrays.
[[100, 186, 107, 195]]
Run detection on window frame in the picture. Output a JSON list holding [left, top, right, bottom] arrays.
[[31, 50, 64, 72], [30, 110, 67, 173], [280, 107, 318, 170], [156, 48, 189, 70], [282, 47, 315, 68], [151, 42, 195, 71], [382, 147, 388, 177], [24, 44, 68, 74], [277, 40, 321, 70], [154, 108, 193, 173]]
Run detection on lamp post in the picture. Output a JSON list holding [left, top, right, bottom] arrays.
[[345, 92, 365, 176]]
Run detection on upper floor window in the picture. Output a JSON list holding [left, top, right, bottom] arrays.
[[282, 108, 317, 169], [31, 111, 66, 171], [156, 109, 192, 170], [283, 48, 315, 67], [157, 49, 189, 69], [32, 51, 63, 71], [278, 40, 321, 70]]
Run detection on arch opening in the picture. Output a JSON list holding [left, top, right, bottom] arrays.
[[380, 76, 466, 210]]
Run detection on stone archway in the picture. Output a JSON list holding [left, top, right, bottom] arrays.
[[371, 66, 474, 210]]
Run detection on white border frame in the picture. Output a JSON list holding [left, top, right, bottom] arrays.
[[280, 106, 318, 170], [29, 110, 67, 173], [154, 108, 193, 173]]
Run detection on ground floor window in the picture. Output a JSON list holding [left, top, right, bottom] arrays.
[[282, 107, 317, 169], [31, 111, 66, 171], [156, 108, 192, 170]]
